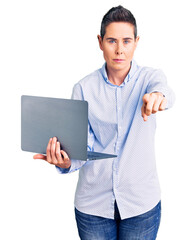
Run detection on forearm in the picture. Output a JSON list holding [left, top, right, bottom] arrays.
[[147, 69, 175, 110]]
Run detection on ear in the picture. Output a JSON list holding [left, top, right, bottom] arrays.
[[97, 35, 103, 51], [134, 36, 140, 48]]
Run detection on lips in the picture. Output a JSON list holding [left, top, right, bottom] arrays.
[[113, 59, 125, 63]]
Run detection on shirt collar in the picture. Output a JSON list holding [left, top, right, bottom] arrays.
[[100, 59, 138, 86]]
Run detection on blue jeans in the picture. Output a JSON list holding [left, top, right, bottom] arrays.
[[75, 201, 161, 240]]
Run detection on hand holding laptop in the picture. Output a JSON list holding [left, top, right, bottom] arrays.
[[21, 95, 117, 161], [33, 137, 71, 169]]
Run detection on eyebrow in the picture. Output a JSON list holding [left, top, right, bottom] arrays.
[[106, 37, 133, 41]]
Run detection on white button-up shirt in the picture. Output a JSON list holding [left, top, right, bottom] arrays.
[[56, 59, 175, 219]]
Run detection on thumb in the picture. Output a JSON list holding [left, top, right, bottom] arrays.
[[33, 154, 47, 160], [142, 93, 150, 104]]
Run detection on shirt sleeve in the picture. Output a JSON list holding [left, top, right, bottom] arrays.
[[146, 69, 175, 109], [56, 83, 95, 174]]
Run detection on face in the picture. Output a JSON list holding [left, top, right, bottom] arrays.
[[98, 22, 139, 73]]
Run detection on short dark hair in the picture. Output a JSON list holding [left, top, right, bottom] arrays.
[[100, 5, 137, 40]]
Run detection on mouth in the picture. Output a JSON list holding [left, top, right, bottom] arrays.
[[113, 59, 125, 63]]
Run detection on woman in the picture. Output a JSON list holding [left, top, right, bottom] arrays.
[[34, 5, 175, 240]]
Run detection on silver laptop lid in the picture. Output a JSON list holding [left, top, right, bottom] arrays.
[[21, 95, 88, 160]]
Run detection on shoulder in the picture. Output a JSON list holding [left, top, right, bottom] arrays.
[[136, 64, 166, 84], [76, 67, 102, 88], [140, 65, 165, 76], [71, 67, 103, 100]]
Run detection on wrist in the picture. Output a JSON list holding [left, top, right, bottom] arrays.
[[56, 162, 71, 169]]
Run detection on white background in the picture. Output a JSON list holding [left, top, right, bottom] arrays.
[[0, 0, 195, 239]]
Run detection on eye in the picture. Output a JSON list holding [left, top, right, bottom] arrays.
[[124, 40, 130, 44], [109, 40, 116, 43]]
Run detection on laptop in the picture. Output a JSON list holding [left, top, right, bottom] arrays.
[[21, 95, 117, 161]]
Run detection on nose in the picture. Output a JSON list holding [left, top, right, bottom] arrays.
[[115, 42, 123, 55]]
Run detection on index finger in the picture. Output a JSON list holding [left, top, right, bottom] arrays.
[[141, 102, 148, 121], [145, 95, 156, 116], [46, 138, 53, 162]]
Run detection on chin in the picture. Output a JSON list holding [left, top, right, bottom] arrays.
[[112, 64, 127, 71]]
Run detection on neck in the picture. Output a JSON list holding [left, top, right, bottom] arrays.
[[106, 64, 131, 86]]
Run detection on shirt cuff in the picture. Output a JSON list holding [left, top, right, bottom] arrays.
[[55, 159, 87, 174], [55, 165, 71, 174]]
